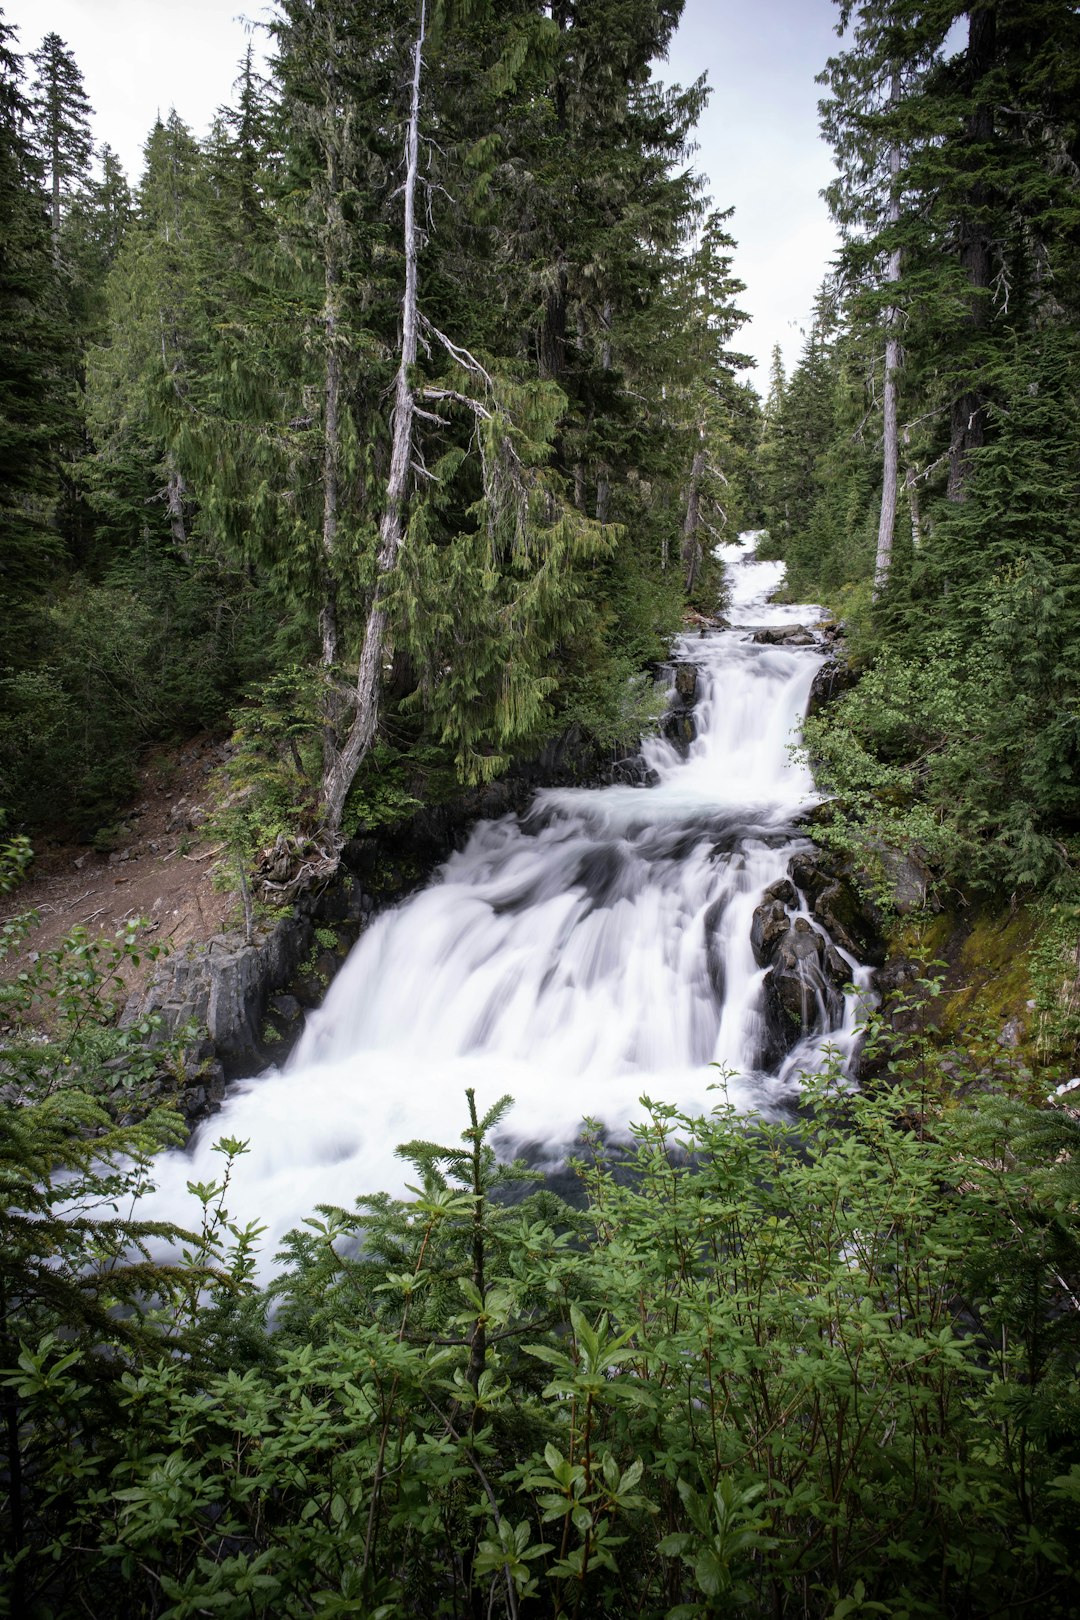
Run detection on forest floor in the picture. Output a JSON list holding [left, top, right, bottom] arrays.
[[0, 734, 236, 1012]]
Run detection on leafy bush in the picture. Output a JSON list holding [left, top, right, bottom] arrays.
[[2, 1048, 1079, 1618]]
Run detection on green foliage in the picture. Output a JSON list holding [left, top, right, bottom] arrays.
[[0, 821, 32, 894], [764, 7, 1080, 908], [2, 1054, 1079, 1617], [0, 909, 186, 1114], [210, 666, 325, 864], [801, 330, 1080, 900]]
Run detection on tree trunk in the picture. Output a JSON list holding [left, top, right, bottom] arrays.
[[681, 430, 706, 596], [50, 142, 61, 258], [166, 460, 188, 556], [539, 264, 568, 381], [905, 463, 922, 550], [320, 0, 425, 841], [874, 74, 901, 598], [320, 143, 342, 678], [319, 139, 344, 779], [595, 303, 612, 524]]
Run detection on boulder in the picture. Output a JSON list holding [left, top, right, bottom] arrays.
[[662, 708, 697, 755], [806, 657, 859, 719], [787, 852, 833, 903], [812, 879, 886, 967], [761, 917, 846, 1065], [749, 880, 798, 969], [750, 898, 790, 968], [673, 663, 699, 704], [870, 843, 934, 914], [751, 624, 817, 646]]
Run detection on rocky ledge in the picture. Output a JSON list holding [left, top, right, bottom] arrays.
[[750, 852, 886, 1072]]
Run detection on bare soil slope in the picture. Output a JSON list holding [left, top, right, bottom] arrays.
[[1, 736, 235, 1009]]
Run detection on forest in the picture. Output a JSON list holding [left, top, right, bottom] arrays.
[[2, 1, 1080, 1616]]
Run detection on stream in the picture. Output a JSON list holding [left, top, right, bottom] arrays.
[[144, 536, 875, 1263]]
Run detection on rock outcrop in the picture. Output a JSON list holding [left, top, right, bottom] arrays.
[[806, 656, 859, 719], [750, 624, 818, 646], [661, 662, 701, 757], [749, 877, 853, 1068]]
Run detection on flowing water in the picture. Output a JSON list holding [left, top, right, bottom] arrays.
[[144, 537, 874, 1264]]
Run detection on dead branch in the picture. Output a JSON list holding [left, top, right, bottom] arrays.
[[420, 316, 495, 388], [420, 386, 493, 420]]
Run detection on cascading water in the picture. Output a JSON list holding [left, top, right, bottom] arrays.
[[143, 536, 874, 1263]]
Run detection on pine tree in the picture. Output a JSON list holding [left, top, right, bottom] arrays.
[[27, 30, 93, 258], [0, 17, 65, 659]]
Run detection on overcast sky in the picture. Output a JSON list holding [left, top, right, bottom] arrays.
[[3, 0, 843, 393]]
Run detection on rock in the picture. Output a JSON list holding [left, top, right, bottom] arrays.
[[787, 852, 833, 903], [673, 663, 699, 704], [608, 757, 660, 788], [751, 898, 790, 968], [871, 844, 933, 914], [751, 624, 817, 646], [165, 798, 207, 834], [761, 917, 846, 1065], [749, 878, 797, 969], [73, 854, 86, 870], [662, 709, 696, 755], [122, 914, 317, 1080], [763, 877, 798, 908], [806, 657, 859, 719], [812, 880, 885, 967], [270, 993, 303, 1023], [998, 1018, 1023, 1049]]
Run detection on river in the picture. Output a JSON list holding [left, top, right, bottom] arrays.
[[143, 536, 874, 1263]]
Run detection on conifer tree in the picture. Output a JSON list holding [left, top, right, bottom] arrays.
[[0, 16, 65, 658], [27, 31, 93, 258]]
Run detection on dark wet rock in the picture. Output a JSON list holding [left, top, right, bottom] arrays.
[[763, 877, 798, 908], [607, 756, 659, 788], [751, 624, 817, 646], [807, 657, 859, 719], [750, 881, 801, 969], [673, 663, 699, 704], [789, 850, 887, 965], [787, 852, 833, 903], [812, 880, 886, 968], [761, 917, 846, 1065], [270, 993, 303, 1024], [662, 708, 697, 756], [751, 898, 791, 968]]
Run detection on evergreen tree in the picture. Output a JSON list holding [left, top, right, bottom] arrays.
[[0, 15, 65, 659], [27, 30, 93, 256]]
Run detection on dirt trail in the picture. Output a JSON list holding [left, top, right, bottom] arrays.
[[1, 736, 236, 1010]]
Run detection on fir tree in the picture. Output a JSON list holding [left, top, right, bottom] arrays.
[[27, 30, 93, 257], [0, 16, 65, 658]]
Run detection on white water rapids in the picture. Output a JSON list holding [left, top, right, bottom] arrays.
[[143, 538, 874, 1264]]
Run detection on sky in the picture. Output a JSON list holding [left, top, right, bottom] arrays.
[[3, 0, 843, 394]]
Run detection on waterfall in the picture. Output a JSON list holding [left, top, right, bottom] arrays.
[[142, 536, 874, 1264]]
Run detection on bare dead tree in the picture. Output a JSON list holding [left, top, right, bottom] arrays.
[[874, 72, 902, 599], [319, 0, 427, 842]]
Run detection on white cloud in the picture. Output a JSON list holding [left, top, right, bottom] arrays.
[[661, 0, 842, 392]]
